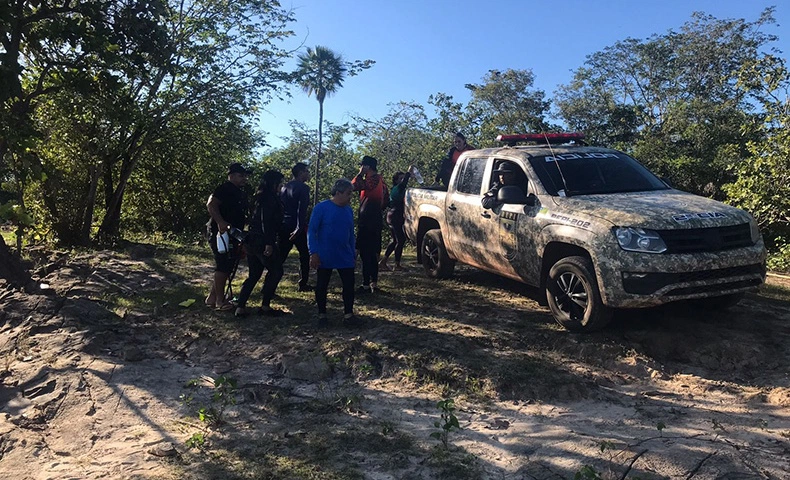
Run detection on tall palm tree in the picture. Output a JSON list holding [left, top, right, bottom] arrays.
[[296, 45, 347, 205]]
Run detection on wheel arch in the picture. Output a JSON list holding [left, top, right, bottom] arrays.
[[416, 217, 441, 263], [540, 242, 593, 300]]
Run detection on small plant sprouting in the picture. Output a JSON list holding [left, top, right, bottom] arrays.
[[598, 440, 616, 453], [381, 421, 395, 436], [185, 432, 206, 448], [430, 398, 460, 450], [656, 421, 666, 435], [182, 375, 238, 449], [574, 465, 603, 480]]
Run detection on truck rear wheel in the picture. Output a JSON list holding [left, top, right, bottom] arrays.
[[422, 229, 455, 279], [546, 256, 612, 332]]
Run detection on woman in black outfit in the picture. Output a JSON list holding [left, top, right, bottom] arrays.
[[235, 170, 286, 317], [380, 165, 415, 271]]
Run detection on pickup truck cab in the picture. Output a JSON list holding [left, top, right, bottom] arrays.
[[404, 133, 766, 331]]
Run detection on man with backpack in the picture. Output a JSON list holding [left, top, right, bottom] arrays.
[[352, 155, 387, 294]]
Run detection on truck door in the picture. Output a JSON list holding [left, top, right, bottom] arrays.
[[445, 157, 490, 268], [487, 159, 542, 285]]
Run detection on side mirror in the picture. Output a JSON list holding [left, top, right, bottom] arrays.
[[524, 193, 537, 207], [497, 185, 529, 205]]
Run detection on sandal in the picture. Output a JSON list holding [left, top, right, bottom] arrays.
[[215, 302, 235, 312], [205, 295, 216, 308]]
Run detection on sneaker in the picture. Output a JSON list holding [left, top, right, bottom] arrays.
[[297, 284, 314, 292], [317, 315, 328, 328], [356, 285, 370, 294], [234, 306, 249, 317], [343, 315, 364, 327]]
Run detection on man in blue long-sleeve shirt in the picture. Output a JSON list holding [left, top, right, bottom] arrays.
[[279, 162, 313, 291]]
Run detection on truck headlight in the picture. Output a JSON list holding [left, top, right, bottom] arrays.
[[614, 227, 667, 253]]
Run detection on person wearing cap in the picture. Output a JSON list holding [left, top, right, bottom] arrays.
[[278, 162, 313, 292], [435, 132, 474, 188], [206, 162, 250, 311], [352, 155, 387, 293], [482, 163, 518, 210]]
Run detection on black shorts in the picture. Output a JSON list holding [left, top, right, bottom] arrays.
[[210, 234, 237, 274]]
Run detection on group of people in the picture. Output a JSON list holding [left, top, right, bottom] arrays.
[[205, 154, 419, 327]]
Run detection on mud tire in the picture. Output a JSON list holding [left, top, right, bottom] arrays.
[[421, 229, 455, 279], [546, 256, 612, 332]]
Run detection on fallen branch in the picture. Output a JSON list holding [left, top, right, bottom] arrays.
[[619, 448, 647, 480], [686, 450, 717, 479]]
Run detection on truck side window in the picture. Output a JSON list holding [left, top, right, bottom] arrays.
[[455, 158, 486, 194]]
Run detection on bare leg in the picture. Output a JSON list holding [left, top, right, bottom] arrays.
[[213, 271, 229, 305]]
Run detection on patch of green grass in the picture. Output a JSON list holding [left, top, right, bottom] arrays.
[[103, 282, 206, 314], [758, 281, 790, 302]]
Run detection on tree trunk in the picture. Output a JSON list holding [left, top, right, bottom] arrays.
[[0, 235, 31, 290], [79, 164, 100, 246], [314, 100, 324, 207]]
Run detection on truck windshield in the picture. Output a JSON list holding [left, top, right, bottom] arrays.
[[528, 151, 669, 196]]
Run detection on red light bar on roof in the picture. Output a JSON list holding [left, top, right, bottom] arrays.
[[496, 133, 586, 145]]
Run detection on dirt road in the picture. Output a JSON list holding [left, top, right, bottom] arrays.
[[0, 246, 788, 479]]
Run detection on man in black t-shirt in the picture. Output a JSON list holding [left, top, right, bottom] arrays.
[[279, 162, 313, 291], [206, 162, 250, 310]]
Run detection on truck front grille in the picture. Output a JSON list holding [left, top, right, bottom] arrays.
[[658, 223, 753, 253], [622, 263, 765, 295]]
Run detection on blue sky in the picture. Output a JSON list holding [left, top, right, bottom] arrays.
[[259, 1, 789, 150]]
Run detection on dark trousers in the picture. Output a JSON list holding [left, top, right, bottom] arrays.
[[357, 222, 382, 286], [237, 246, 284, 308], [278, 227, 310, 287], [315, 267, 355, 315], [384, 212, 407, 264]]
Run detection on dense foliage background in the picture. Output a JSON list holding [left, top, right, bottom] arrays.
[[2, 4, 789, 261]]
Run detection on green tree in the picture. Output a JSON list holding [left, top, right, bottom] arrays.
[[555, 8, 778, 196], [724, 54, 790, 243], [2, 0, 296, 246], [261, 120, 356, 204], [0, 0, 121, 282], [464, 69, 553, 144], [351, 102, 433, 185], [295, 45, 373, 205]]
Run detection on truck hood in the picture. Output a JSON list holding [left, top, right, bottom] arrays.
[[551, 189, 754, 229]]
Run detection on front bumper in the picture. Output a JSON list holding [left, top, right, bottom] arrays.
[[596, 242, 766, 308]]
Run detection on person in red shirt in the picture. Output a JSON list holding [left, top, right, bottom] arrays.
[[435, 132, 474, 187], [352, 155, 386, 293]]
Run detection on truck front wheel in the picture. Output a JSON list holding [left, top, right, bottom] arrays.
[[422, 229, 455, 279], [546, 256, 612, 332]]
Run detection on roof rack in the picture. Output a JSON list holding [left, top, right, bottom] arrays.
[[496, 133, 586, 146]]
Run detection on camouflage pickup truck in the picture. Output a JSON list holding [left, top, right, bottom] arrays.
[[404, 133, 766, 332]]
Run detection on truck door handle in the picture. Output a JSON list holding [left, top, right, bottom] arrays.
[[481, 212, 491, 218], [448, 204, 457, 211]]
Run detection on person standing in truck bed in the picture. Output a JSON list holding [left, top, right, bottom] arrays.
[[435, 132, 474, 187]]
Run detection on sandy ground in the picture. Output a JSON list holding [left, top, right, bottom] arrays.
[[0, 247, 788, 479]]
